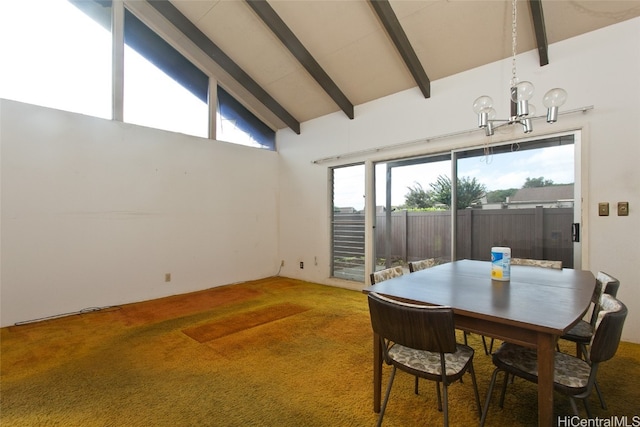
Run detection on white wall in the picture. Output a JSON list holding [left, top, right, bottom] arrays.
[[0, 100, 279, 326], [277, 18, 640, 343]]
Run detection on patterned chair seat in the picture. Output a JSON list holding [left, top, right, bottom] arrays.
[[389, 343, 474, 379], [492, 343, 591, 390], [562, 320, 593, 343]]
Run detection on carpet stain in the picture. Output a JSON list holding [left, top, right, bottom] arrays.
[[120, 286, 263, 326], [181, 302, 310, 343]]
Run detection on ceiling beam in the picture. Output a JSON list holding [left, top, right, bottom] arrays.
[[528, 0, 549, 66], [369, 0, 430, 98], [246, 0, 354, 120], [147, 0, 301, 134]]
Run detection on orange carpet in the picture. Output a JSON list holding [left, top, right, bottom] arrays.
[[2, 277, 639, 426]]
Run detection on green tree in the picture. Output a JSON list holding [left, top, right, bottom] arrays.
[[486, 188, 518, 203], [403, 182, 433, 209], [523, 177, 554, 188], [430, 175, 487, 210]]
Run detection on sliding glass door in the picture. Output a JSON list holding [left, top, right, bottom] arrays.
[[330, 134, 578, 283], [372, 134, 577, 275], [455, 135, 576, 267]]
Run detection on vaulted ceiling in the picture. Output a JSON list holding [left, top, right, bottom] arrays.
[[133, 0, 640, 134]]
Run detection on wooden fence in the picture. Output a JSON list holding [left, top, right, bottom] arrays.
[[333, 207, 574, 276]]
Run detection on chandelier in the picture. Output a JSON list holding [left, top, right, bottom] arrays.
[[473, 0, 567, 136]]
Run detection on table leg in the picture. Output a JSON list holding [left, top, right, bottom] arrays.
[[576, 342, 583, 360], [537, 333, 556, 427], [373, 332, 382, 413]]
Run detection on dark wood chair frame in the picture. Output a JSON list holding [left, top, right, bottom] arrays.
[[480, 295, 628, 426], [368, 292, 481, 427]]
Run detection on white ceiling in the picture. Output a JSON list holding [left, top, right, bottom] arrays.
[[141, 0, 640, 132]]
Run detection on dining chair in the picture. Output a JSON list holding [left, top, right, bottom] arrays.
[[407, 257, 470, 390], [560, 272, 619, 356], [479, 294, 627, 426], [558, 271, 620, 409], [482, 258, 563, 355], [510, 258, 562, 269], [370, 265, 427, 393], [408, 258, 437, 273], [367, 292, 481, 427], [370, 265, 404, 285]]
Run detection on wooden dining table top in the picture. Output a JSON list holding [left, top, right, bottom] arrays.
[[364, 259, 596, 336]]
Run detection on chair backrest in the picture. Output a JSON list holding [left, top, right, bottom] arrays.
[[588, 271, 621, 325], [510, 258, 562, 269], [589, 294, 627, 364], [370, 266, 404, 285], [597, 271, 621, 297], [408, 258, 437, 273], [367, 292, 457, 354]]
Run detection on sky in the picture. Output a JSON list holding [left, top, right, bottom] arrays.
[[334, 143, 574, 211]]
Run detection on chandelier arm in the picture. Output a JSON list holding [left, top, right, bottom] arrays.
[[487, 120, 513, 131]]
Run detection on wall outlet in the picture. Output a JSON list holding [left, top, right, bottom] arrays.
[[281, 260, 285, 267], [618, 202, 629, 216], [165, 273, 171, 282], [598, 202, 609, 216], [299, 261, 304, 269]]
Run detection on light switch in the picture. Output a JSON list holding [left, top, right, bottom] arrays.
[[598, 203, 609, 216], [618, 202, 629, 216]]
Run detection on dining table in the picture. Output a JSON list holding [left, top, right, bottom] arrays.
[[363, 259, 596, 427]]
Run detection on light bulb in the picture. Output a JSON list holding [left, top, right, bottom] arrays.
[[473, 96, 493, 114], [542, 88, 567, 108], [543, 88, 567, 123], [510, 81, 535, 102]]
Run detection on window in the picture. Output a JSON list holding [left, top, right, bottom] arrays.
[[331, 164, 366, 281], [0, 0, 111, 118], [123, 9, 208, 138], [123, 7, 275, 147], [217, 86, 276, 150], [1, 0, 276, 149]]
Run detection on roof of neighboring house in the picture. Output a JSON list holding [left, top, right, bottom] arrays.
[[510, 184, 574, 202]]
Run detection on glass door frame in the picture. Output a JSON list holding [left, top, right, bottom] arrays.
[[366, 131, 582, 283]]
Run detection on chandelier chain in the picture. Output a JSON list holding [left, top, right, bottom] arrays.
[[511, 0, 518, 87]]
